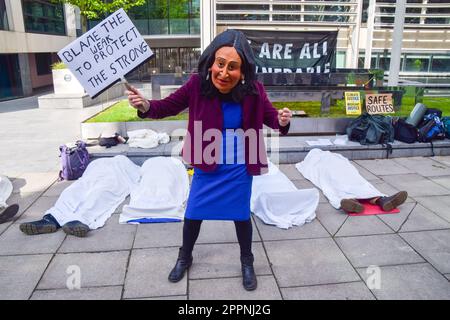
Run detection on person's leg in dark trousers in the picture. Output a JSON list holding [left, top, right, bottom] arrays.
[[234, 219, 257, 291], [168, 218, 203, 282]]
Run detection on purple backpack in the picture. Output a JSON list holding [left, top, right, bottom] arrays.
[[59, 141, 90, 180]]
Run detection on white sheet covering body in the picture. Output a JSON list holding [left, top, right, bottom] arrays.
[[251, 161, 319, 229], [46, 155, 140, 229], [119, 157, 189, 223], [295, 149, 385, 209], [0, 175, 13, 209]]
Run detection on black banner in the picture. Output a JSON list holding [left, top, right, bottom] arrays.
[[239, 30, 337, 74]]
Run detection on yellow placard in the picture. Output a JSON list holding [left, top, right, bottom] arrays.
[[365, 93, 395, 114], [345, 92, 362, 116]]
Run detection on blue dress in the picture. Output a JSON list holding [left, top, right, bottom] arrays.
[[184, 99, 253, 221]]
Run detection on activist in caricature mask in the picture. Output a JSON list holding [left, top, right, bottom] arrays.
[[126, 30, 292, 292]]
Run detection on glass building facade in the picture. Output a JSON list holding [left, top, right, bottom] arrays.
[[22, 0, 65, 35], [88, 0, 200, 36], [87, 0, 201, 77]]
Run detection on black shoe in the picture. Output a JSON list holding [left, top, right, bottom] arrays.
[[376, 191, 408, 211], [0, 204, 19, 224], [241, 255, 257, 291], [62, 221, 90, 237], [19, 214, 60, 235], [168, 248, 193, 283]]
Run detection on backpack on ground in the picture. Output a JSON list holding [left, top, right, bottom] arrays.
[[393, 118, 418, 144], [417, 113, 446, 143], [423, 108, 442, 119], [59, 140, 90, 181], [441, 117, 450, 139], [346, 113, 394, 145]]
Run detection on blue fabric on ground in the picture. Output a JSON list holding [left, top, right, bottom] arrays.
[[127, 218, 182, 224]]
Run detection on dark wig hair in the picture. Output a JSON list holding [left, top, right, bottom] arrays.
[[198, 29, 258, 102]]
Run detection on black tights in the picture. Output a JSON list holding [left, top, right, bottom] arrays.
[[182, 218, 253, 258]]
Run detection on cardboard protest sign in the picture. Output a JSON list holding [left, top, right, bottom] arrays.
[[365, 93, 395, 114], [58, 8, 153, 98], [345, 92, 362, 116]]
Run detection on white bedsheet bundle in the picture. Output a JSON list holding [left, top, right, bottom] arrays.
[[251, 161, 319, 229], [119, 157, 189, 223], [0, 175, 13, 209]]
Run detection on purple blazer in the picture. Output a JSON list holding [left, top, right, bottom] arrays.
[[138, 74, 290, 176]]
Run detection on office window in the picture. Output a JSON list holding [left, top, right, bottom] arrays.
[[0, 0, 8, 30], [404, 55, 430, 72], [35, 53, 53, 75], [431, 55, 450, 72], [22, 0, 65, 35]]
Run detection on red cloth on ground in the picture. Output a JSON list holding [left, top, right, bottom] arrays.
[[347, 201, 400, 216]]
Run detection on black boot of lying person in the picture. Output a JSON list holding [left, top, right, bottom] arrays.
[[20, 214, 60, 235], [375, 191, 408, 211], [62, 221, 90, 237], [0, 204, 19, 224]]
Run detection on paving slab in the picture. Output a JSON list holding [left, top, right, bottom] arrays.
[[432, 156, 450, 167], [377, 202, 416, 232], [265, 238, 360, 287], [13, 196, 59, 223], [281, 282, 375, 300], [399, 204, 450, 232], [38, 251, 129, 290], [381, 174, 450, 197], [393, 157, 450, 177], [12, 172, 58, 194], [335, 234, 424, 268], [123, 247, 187, 299], [352, 162, 382, 182], [400, 230, 450, 275], [0, 221, 13, 235], [30, 286, 123, 300], [0, 254, 53, 300], [189, 242, 271, 280], [140, 295, 187, 300], [355, 159, 413, 176], [0, 224, 66, 255], [58, 215, 137, 253], [42, 180, 74, 197], [315, 203, 347, 236], [189, 275, 282, 300], [429, 176, 450, 190], [414, 195, 450, 223], [293, 180, 327, 203], [133, 221, 182, 249], [278, 164, 305, 181], [253, 216, 330, 241], [335, 216, 394, 237], [5, 192, 42, 220], [196, 220, 261, 244], [356, 263, 450, 300]]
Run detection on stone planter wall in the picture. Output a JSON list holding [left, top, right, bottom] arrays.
[[81, 117, 353, 140]]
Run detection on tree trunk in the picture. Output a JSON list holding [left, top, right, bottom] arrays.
[[81, 15, 88, 34]]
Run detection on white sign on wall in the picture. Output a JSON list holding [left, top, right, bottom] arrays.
[[58, 8, 153, 98]]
